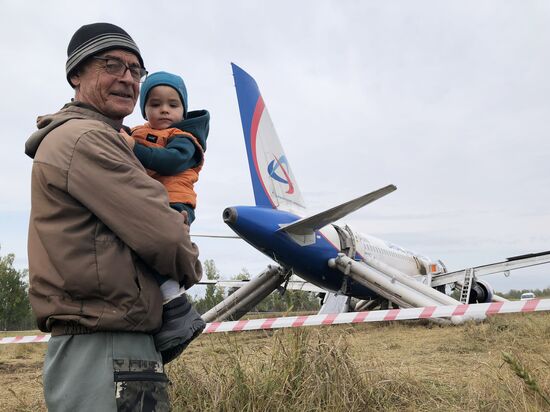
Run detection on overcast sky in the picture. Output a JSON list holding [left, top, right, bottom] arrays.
[[1, 1, 549, 294]]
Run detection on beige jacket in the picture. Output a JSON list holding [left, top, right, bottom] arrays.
[[25, 102, 202, 335]]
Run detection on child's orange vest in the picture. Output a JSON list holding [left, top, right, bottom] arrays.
[[131, 124, 204, 208]]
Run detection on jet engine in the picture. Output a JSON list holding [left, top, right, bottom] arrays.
[[468, 279, 494, 303]]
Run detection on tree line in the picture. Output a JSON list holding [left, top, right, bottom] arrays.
[[497, 288, 550, 299]]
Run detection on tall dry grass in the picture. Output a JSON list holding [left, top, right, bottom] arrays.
[[170, 329, 373, 411], [166, 313, 550, 411]]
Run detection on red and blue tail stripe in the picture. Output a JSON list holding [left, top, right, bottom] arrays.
[[232, 63, 274, 208]]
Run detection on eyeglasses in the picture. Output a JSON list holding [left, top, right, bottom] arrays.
[[93, 56, 148, 83]]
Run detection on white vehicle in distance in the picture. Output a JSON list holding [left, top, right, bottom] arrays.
[[520, 292, 536, 300]]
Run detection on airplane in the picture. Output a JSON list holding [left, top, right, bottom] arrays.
[[201, 63, 550, 323]]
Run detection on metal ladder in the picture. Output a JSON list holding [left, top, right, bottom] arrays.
[[459, 268, 474, 304]]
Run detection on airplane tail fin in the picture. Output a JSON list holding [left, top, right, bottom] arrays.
[[232, 63, 306, 214]]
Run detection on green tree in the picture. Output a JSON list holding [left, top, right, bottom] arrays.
[[234, 268, 251, 281], [227, 268, 251, 296], [255, 288, 320, 313], [194, 259, 225, 314], [0, 252, 34, 330]]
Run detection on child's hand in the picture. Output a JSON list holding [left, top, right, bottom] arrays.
[[119, 128, 135, 150]]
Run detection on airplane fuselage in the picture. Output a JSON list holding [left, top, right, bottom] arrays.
[[224, 205, 444, 300]]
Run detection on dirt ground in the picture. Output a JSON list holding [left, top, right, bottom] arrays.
[[0, 334, 47, 411]]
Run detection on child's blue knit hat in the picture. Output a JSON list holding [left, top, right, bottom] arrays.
[[140, 71, 188, 119]]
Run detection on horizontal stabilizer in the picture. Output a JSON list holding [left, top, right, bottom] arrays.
[[191, 233, 241, 239], [279, 184, 396, 235]]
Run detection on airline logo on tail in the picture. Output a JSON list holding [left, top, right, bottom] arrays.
[[267, 155, 294, 194]]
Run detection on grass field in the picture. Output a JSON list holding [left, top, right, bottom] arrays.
[[1, 312, 549, 411]]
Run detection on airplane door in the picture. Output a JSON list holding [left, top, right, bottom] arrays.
[[333, 224, 356, 258]]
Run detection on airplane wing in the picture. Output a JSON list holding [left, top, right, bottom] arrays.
[[197, 278, 325, 293], [431, 250, 550, 287]]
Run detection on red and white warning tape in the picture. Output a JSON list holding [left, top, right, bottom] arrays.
[[203, 298, 549, 333], [2, 299, 549, 344], [0, 334, 50, 345]]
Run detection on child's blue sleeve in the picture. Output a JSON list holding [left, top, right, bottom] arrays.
[[133, 135, 202, 176]]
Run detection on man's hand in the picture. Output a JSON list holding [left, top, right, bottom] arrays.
[[119, 128, 135, 150], [180, 209, 189, 225]]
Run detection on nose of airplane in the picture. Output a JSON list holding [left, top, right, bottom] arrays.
[[223, 207, 238, 224]]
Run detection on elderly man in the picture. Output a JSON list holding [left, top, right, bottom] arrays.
[[25, 23, 201, 411]]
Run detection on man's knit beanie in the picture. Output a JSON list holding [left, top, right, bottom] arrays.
[[140, 71, 188, 119], [66, 22, 144, 87]]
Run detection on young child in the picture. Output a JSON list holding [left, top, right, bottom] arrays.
[[124, 71, 209, 364]]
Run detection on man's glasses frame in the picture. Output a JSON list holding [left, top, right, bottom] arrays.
[[93, 56, 148, 83]]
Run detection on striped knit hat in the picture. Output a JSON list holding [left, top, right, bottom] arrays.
[[66, 22, 144, 87]]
